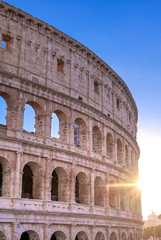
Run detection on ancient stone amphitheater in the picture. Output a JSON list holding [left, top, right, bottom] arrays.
[[0, 1, 142, 240]]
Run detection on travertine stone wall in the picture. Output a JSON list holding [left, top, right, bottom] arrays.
[[0, 1, 142, 240]]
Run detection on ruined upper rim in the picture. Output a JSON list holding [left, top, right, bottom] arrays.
[[1, 0, 138, 122]]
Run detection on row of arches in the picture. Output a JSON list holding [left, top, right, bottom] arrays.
[[0, 96, 137, 171], [0, 229, 137, 240], [0, 158, 141, 213]]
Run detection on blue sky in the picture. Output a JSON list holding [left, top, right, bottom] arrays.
[[4, 0, 161, 133], [2, 0, 161, 219]]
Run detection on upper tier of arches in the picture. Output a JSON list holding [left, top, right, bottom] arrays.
[[0, 92, 139, 174], [0, 0, 138, 140]]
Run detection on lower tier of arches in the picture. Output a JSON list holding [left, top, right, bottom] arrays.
[[0, 221, 142, 240]]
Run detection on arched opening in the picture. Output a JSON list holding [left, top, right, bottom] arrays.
[[109, 181, 117, 208], [75, 175, 79, 203], [50, 231, 66, 240], [20, 232, 29, 240], [51, 167, 68, 202], [93, 126, 102, 154], [0, 231, 7, 240], [125, 145, 129, 168], [136, 231, 141, 240], [51, 170, 58, 201], [51, 234, 56, 240], [51, 113, 60, 138], [74, 118, 87, 149], [0, 96, 7, 126], [110, 232, 117, 240], [23, 101, 44, 137], [51, 110, 67, 142], [20, 230, 39, 240], [107, 133, 113, 159], [23, 104, 35, 133], [0, 157, 11, 197], [22, 165, 33, 199], [136, 233, 138, 240], [129, 233, 133, 240], [74, 122, 79, 146], [0, 92, 14, 131], [0, 164, 2, 196], [75, 231, 88, 240], [21, 162, 42, 200], [95, 231, 105, 240], [117, 139, 122, 164], [75, 172, 89, 204], [94, 176, 104, 207], [57, 59, 64, 73], [121, 233, 127, 240]]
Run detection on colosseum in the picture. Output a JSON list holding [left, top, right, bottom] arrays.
[[0, 1, 142, 240]]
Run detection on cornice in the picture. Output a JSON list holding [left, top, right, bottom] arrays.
[[0, 208, 143, 225]]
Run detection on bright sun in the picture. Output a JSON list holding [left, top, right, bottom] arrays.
[[136, 180, 143, 191], [138, 131, 161, 219]]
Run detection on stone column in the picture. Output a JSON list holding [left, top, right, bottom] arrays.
[[16, 35, 23, 77], [130, 187, 134, 213], [117, 181, 120, 210], [66, 59, 72, 96], [118, 229, 121, 240], [86, 70, 90, 104], [70, 225, 76, 240], [45, 113, 52, 140], [91, 226, 95, 239], [6, 105, 18, 137], [106, 227, 109, 240], [70, 58, 76, 97], [88, 118, 93, 156], [134, 228, 137, 240], [127, 148, 130, 169], [44, 101, 52, 145], [113, 132, 117, 163], [111, 82, 115, 118], [102, 125, 107, 159], [45, 37, 52, 86], [127, 229, 130, 240], [105, 172, 109, 214], [12, 222, 20, 240], [68, 108, 74, 151], [43, 223, 50, 240], [126, 185, 130, 213], [70, 163, 76, 210], [90, 169, 95, 212], [44, 157, 51, 201], [15, 92, 24, 137], [14, 152, 22, 198], [122, 138, 126, 166]]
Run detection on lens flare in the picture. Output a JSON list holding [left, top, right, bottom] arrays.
[[107, 181, 142, 190]]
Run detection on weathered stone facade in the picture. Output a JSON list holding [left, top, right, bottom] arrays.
[[0, 1, 142, 239]]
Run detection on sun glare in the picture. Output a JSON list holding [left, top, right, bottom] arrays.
[[107, 182, 141, 189], [137, 180, 143, 191]]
